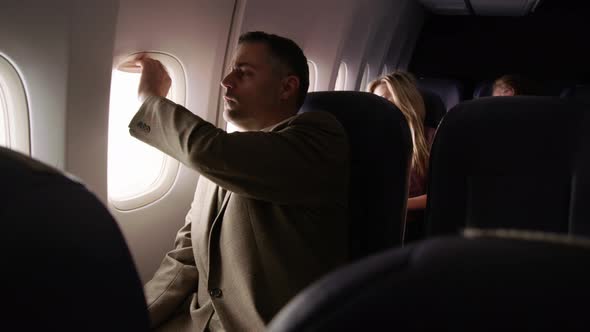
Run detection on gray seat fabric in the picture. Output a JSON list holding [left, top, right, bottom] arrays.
[[473, 80, 494, 98], [561, 84, 590, 103], [268, 235, 590, 332], [419, 88, 446, 128], [416, 77, 465, 111], [0, 147, 149, 331], [425, 96, 590, 237], [300, 91, 412, 260]]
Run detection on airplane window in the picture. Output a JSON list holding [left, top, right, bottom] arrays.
[[360, 64, 370, 91], [334, 62, 348, 91], [226, 121, 240, 133], [107, 53, 184, 210], [307, 60, 318, 92], [0, 55, 30, 155], [381, 64, 390, 76]]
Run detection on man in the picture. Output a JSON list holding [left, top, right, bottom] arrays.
[[129, 31, 350, 331], [492, 74, 536, 96]]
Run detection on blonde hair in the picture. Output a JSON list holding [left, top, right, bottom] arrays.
[[368, 72, 429, 177]]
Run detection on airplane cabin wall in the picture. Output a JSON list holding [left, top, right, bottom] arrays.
[[394, 0, 425, 70], [65, 1, 119, 203], [237, 0, 360, 92], [0, 1, 72, 171], [234, 0, 425, 93]]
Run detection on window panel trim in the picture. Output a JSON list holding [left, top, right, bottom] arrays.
[[0, 54, 30, 155]]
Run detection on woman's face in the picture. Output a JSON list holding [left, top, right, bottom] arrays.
[[373, 83, 394, 102]]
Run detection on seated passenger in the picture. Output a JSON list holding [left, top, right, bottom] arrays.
[[131, 31, 349, 331], [492, 74, 534, 96], [368, 72, 435, 242]]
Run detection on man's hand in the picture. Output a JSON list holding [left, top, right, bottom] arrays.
[[135, 55, 172, 103]]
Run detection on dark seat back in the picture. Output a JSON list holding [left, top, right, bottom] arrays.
[[473, 80, 494, 98], [417, 77, 465, 111], [300, 91, 412, 260], [1, 147, 149, 331], [419, 88, 446, 128], [268, 234, 590, 332], [425, 96, 590, 236], [562, 84, 590, 104]]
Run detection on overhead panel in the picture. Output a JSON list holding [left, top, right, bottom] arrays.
[[419, 0, 469, 15], [470, 0, 542, 16], [419, 0, 543, 16]]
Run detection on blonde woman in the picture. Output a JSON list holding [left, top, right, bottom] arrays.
[[368, 72, 436, 241]]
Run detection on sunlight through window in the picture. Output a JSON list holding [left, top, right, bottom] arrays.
[[108, 70, 166, 199], [107, 53, 184, 209], [381, 64, 390, 76], [360, 64, 370, 91], [335, 62, 348, 91]]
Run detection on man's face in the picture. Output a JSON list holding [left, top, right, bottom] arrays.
[[492, 83, 515, 96], [221, 42, 284, 130]]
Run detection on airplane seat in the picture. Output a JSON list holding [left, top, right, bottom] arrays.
[[299, 91, 412, 260], [0, 147, 150, 331], [416, 77, 465, 111], [424, 96, 590, 237], [473, 80, 494, 98], [561, 84, 590, 104], [267, 232, 590, 331], [541, 80, 571, 96], [419, 88, 446, 129]]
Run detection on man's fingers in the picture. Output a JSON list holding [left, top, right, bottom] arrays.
[[135, 54, 158, 68], [135, 53, 147, 62], [135, 57, 168, 76]]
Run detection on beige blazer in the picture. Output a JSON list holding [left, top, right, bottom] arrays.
[[129, 96, 350, 331]]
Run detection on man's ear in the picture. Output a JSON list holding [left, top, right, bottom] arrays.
[[280, 75, 300, 101]]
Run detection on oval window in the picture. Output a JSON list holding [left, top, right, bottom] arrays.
[[334, 62, 348, 91], [0, 55, 30, 155], [107, 52, 185, 210]]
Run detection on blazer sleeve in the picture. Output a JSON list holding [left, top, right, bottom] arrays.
[[143, 220, 198, 328], [128, 96, 349, 205]]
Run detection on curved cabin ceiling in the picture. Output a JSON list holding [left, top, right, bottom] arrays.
[[418, 0, 544, 16]]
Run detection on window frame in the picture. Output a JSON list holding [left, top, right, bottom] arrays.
[[0, 54, 30, 155], [307, 60, 318, 92]]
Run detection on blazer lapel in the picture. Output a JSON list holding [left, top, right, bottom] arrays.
[[206, 188, 231, 280]]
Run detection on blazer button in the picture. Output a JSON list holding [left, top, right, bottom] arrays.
[[209, 288, 223, 298]]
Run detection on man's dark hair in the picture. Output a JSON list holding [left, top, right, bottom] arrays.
[[238, 31, 309, 109]]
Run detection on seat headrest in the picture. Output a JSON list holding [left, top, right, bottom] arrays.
[[473, 80, 494, 98], [561, 84, 590, 103], [419, 88, 446, 128], [1, 147, 150, 331], [425, 96, 590, 237], [417, 77, 465, 111], [300, 91, 412, 259], [268, 235, 590, 331], [477, 79, 570, 98]]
